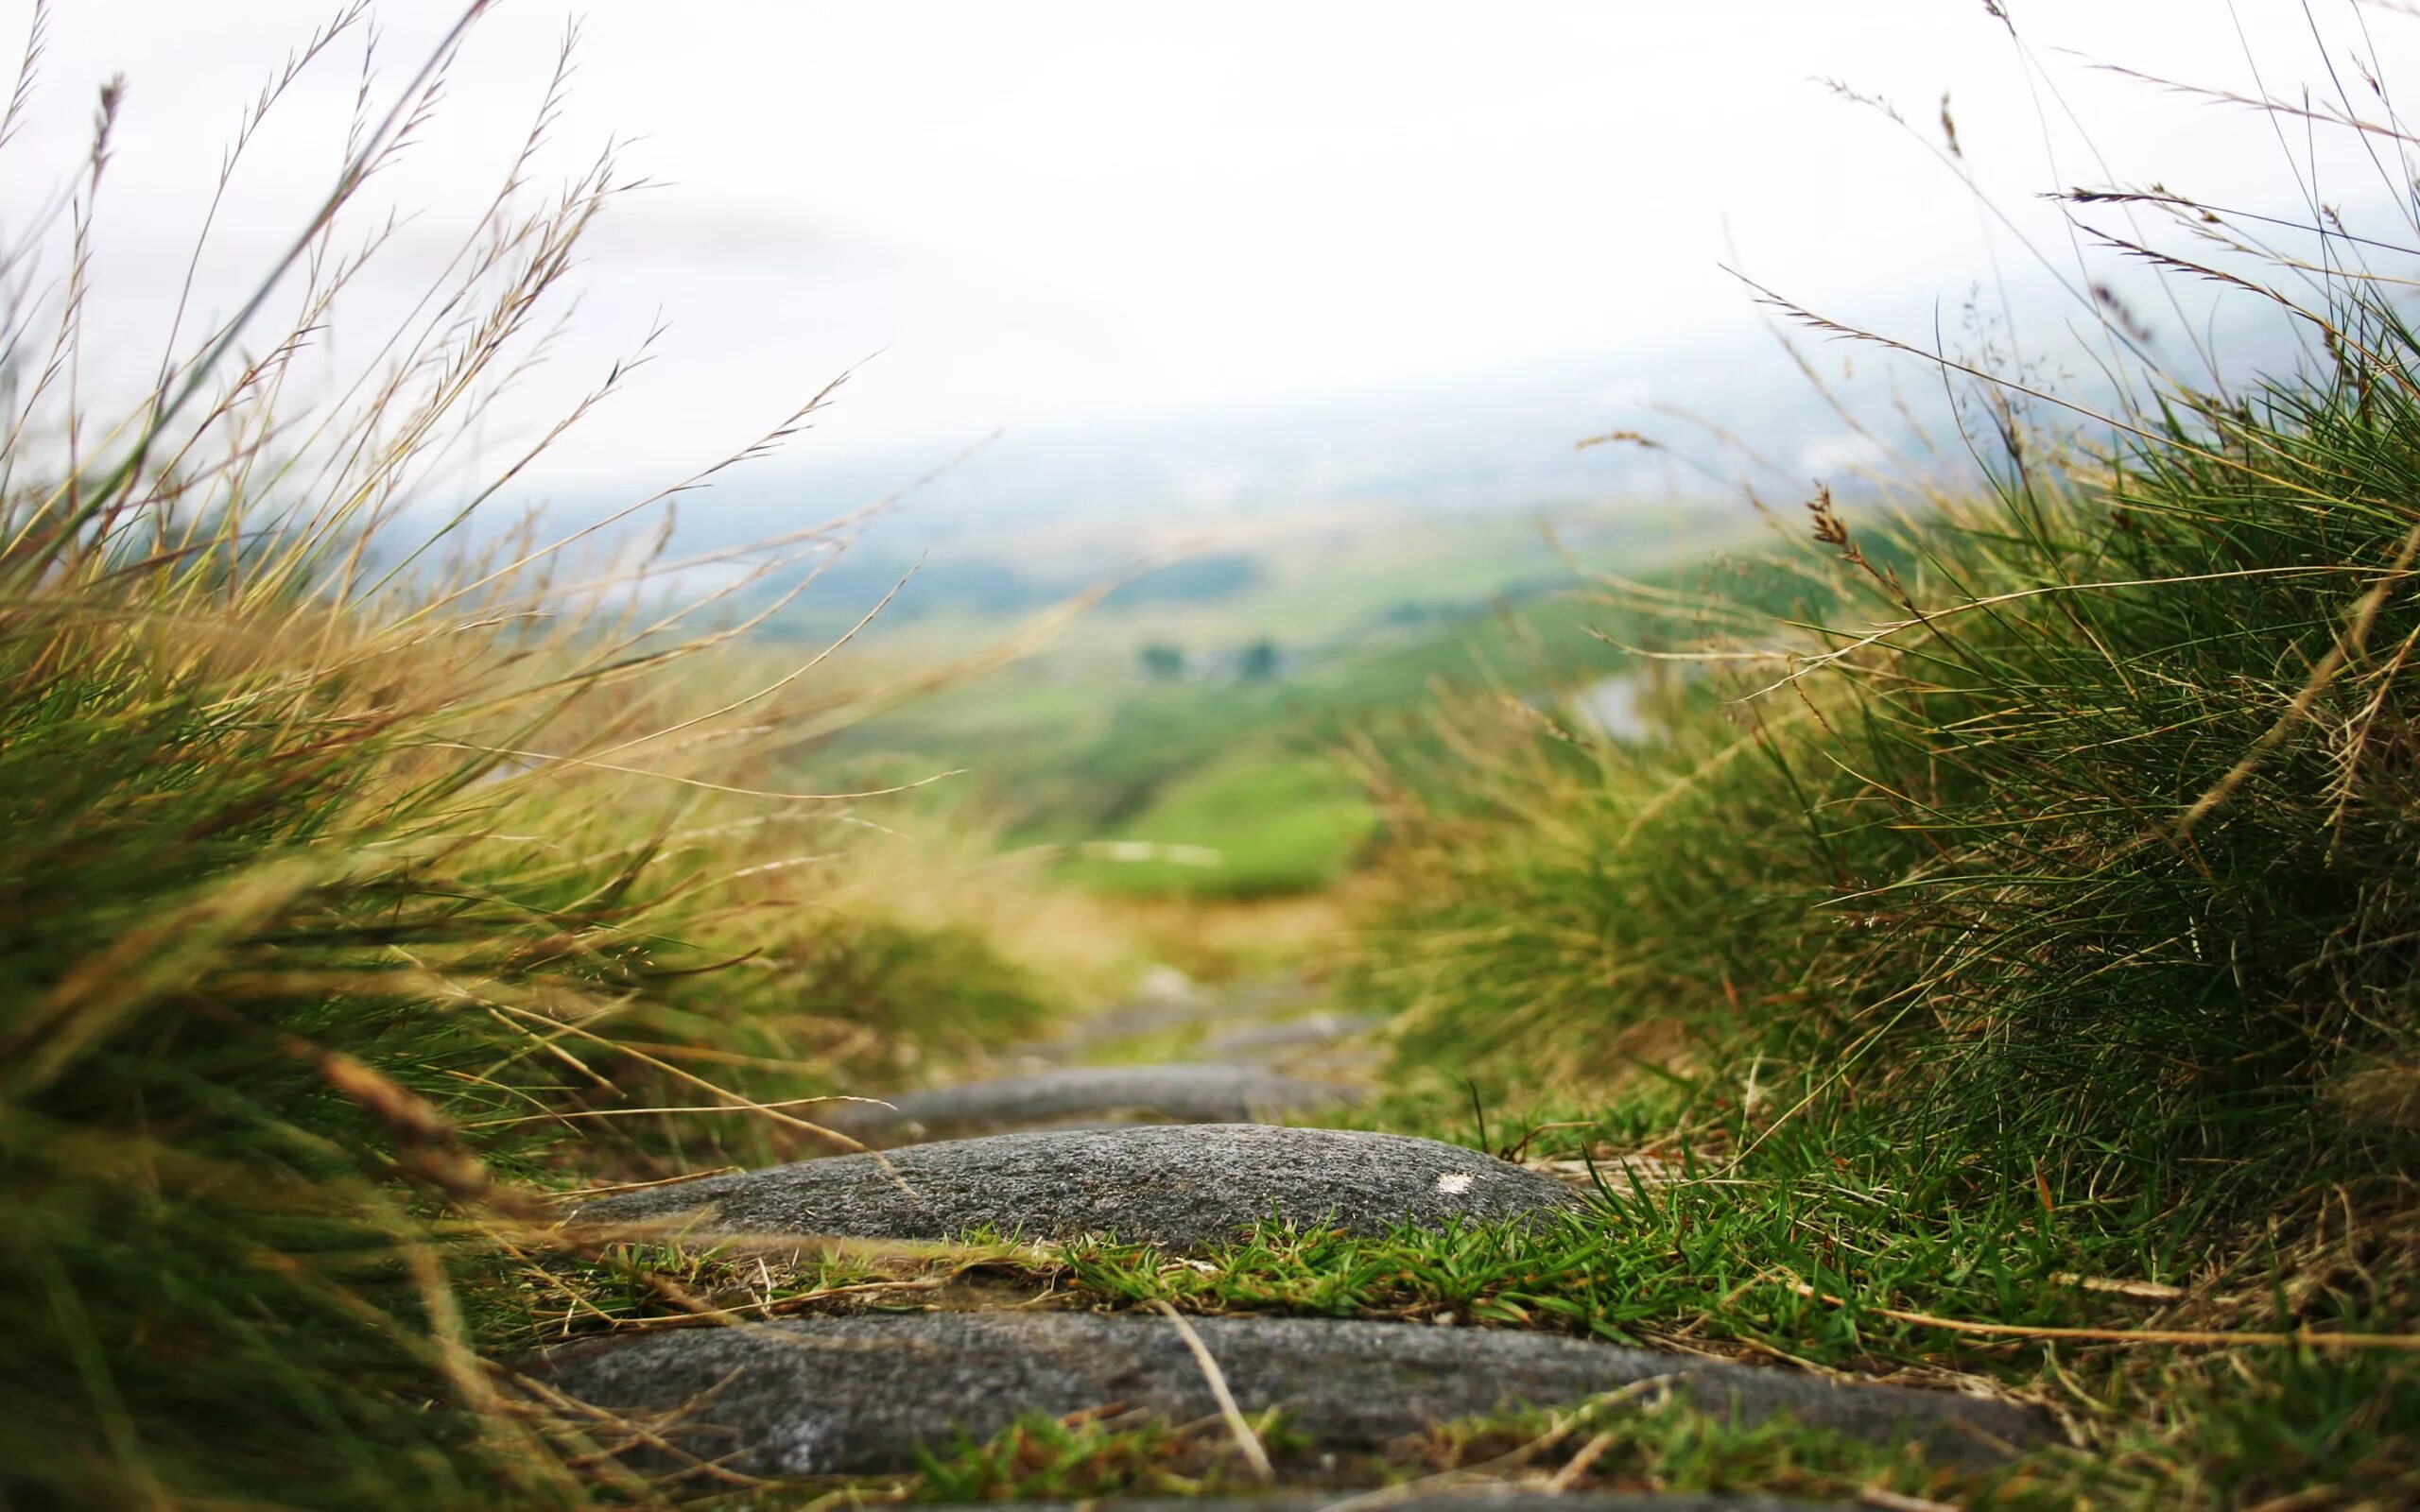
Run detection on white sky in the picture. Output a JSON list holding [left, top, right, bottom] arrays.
[[5, 2, 2413, 494]]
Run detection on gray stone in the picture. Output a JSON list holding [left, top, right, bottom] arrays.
[[525, 1312, 2055, 1478], [818, 1064, 1360, 1145], [567, 1125, 1580, 1246]]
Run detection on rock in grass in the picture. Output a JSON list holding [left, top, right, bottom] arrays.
[[526, 1312, 2055, 1477], [566, 1125, 1577, 1246], [818, 1064, 1360, 1145]]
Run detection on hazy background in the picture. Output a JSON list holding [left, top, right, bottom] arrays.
[[7, 0, 2415, 888], [7, 2, 2397, 525]]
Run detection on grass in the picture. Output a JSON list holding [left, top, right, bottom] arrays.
[[1322, 14, 2420, 1506], [550, 1116, 2415, 1506], [1349, 52, 2420, 1206], [1051, 747, 1379, 899], [567, 16, 2420, 1502], [1357, 359, 2420, 1194], [885, 1396, 2053, 1507], [1048, 1098, 2418, 1504], [822, 527, 1724, 891], [20, 3, 2420, 1510], [904, 1412, 1301, 1503], [0, 9, 1060, 1508]]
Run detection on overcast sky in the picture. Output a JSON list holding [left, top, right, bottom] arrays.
[[4, 2, 2411, 497]]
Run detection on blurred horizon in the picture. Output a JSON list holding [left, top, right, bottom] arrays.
[[3, 0, 2395, 534]]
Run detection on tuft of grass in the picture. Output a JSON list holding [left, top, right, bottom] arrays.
[[1339, 16, 2420, 1506], [0, 8, 1053, 1507], [1354, 80, 2420, 1211], [904, 1411, 1302, 1503]]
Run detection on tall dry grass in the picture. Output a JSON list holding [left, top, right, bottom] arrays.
[[0, 7, 1058, 1506]]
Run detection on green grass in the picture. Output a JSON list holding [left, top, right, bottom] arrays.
[[568, 29, 2420, 1510], [1046, 1113, 2415, 1506], [0, 13, 1055, 1509], [939, 1070, 2414, 1503], [23, 7, 2420, 1511], [1322, 33, 2420, 1512], [882, 1397, 2090, 1508], [421, 26, 2420, 1507], [1051, 748, 1378, 898], [1358, 372, 2420, 1198], [825, 527, 1740, 874], [546, 1081, 2419, 1505], [904, 1413, 1303, 1503]]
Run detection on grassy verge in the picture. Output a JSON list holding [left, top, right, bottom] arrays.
[[0, 11, 1061, 1508], [1325, 26, 2420, 1509]]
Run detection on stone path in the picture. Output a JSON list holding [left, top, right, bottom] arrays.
[[534, 972, 2063, 1506], [812, 1064, 1360, 1147], [528, 1313, 2050, 1477], [571, 1125, 1579, 1246]]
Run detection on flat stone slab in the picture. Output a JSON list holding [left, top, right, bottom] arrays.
[[525, 1312, 2055, 1478], [818, 1064, 1360, 1145], [566, 1125, 1581, 1246]]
